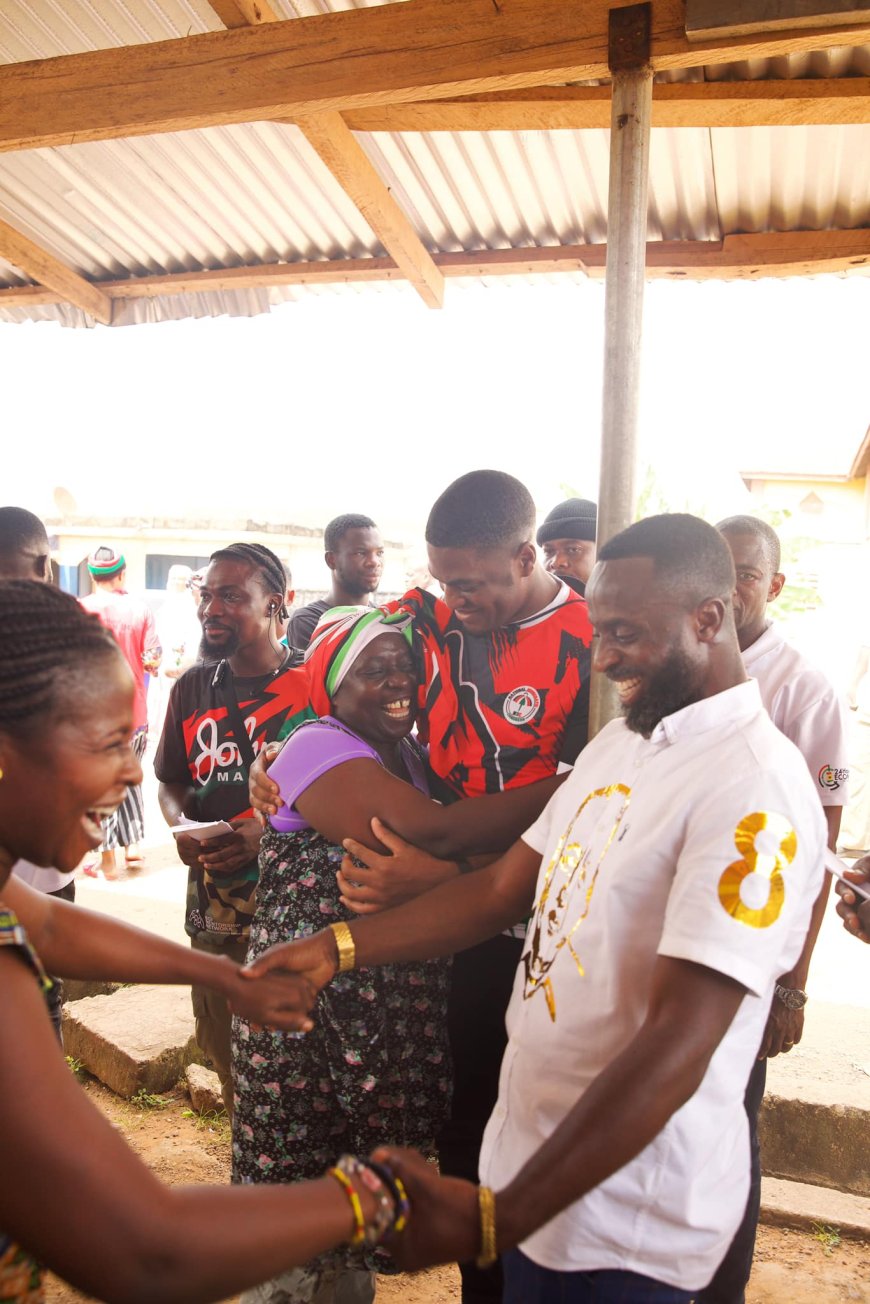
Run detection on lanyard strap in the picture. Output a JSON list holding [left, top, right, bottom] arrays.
[[216, 652, 293, 775]]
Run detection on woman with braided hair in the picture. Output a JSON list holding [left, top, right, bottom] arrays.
[[0, 581, 412, 1303]]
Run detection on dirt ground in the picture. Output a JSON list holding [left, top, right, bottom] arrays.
[[45, 1077, 868, 1304]]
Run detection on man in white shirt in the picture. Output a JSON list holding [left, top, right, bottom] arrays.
[[247, 514, 825, 1304], [695, 516, 849, 1304]]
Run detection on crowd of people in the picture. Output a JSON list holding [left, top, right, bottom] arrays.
[[0, 479, 868, 1304]]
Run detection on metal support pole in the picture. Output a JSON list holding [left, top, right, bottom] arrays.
[[588, 3, 653, 737]]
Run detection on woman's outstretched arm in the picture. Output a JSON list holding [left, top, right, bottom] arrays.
[[0, 951, 376, 1304], [3, 876, 315, 1031]]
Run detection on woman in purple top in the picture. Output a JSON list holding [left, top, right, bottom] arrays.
[[232, 608, 562, 1304]]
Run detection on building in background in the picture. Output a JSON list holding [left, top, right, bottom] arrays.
[[740, 423, 870, 688], [46, 515, 412, 617]]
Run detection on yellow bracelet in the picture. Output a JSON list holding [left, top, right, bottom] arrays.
[[328, 1165, 366, 1247], [476, 1185, 497, 1269], [330, 921, 356, 973]]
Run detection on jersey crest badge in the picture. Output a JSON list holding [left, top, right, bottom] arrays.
[[503, 685, 542, 725]]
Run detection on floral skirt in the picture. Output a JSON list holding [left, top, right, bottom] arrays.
[[231, 827, 452, 1276]]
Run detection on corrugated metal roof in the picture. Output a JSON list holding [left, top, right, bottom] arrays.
[[0, 0, 218, 60], [712, 124, 870, 232], [0, 0, 867, 326], [356, 124, 723, 250], [0, 123, 384, 278]]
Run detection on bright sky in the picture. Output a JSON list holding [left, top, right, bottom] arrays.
[[3, 274, 868, 548]]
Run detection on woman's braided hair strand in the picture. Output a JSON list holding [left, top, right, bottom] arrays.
[[0, 580, 119, 733]]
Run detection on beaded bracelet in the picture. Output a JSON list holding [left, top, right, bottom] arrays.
[[476, 1185, 497, 1269], [360, 1158, 411, 1237], [333, 1154, 399, 1247], [327, 1163, 366, 1247]]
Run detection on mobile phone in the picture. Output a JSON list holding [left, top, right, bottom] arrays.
[[824, 849, 870, 902]]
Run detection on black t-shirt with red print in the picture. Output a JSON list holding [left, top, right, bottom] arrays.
[[155, 660, 313, 943]]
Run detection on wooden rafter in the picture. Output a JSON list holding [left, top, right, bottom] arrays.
[[1, 0, 869, 152], [589, 230, 870, 279], [686, 1, 870, 41], [0, 217, 113, 324], [1, 230, 867, 314], [207, 0, 282, 28], [343, 79, 870, 132], [296, 113, 443, 308], [204, 0, 442, 308]]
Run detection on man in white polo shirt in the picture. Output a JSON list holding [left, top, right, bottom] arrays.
[[696, 515, 848, 1304], [246, 514, 825, 1304]]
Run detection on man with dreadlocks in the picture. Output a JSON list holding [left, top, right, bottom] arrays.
[[155, 542, 311, 1110], [80, 545, 161, 877]]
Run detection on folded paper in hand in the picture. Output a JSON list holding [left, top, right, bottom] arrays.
[[170, 816, 235, 842]]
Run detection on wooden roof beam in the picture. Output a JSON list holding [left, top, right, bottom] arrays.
[[207, 0, 282, 28], [344, 78, 870, 132], [686, 1, 870, 41], [1, 230, 867, 316], [1, 0, 869, 153], [204, 0, 441, 308], [296, 112, 443, 307], [0, 259, 412, 308], [590, 229, 870, 278], [0, 217, 113, 324], [434, 230, 870, 278]]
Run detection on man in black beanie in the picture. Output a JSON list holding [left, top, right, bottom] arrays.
[[536, 497, 598, 594]]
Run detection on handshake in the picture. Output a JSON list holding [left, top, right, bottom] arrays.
[[223, 929, 338, 1032], [226, 929, 494, 1272]]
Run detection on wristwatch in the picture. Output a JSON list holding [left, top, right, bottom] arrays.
[[774, 983, 808, 1010]]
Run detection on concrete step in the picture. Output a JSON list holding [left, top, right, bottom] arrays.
[[185, 1063, 224, 1115], [761, 1176, 870, 1240], [63, 984, 204, 1098], [760, 1001, 870, 1197], [760, 1094, 870, 1197], [63, 977, 122, 1003]]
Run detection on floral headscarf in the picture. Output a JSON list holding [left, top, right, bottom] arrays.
[[304, 606, 415, 715]]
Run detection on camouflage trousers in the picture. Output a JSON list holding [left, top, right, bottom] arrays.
[[240, 1261, 375, 1304]]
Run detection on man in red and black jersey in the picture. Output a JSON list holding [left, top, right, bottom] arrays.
[[155, 542, 312, 1110], [399, 471, 592, 1303], [386, 579, 590, 804], [252, 471, 593, 1302]]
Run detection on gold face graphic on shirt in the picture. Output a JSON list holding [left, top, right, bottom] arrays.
[[522, 784, 631, 1022]]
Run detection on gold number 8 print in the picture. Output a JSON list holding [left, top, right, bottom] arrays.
[[717, 811, 798, 929]]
